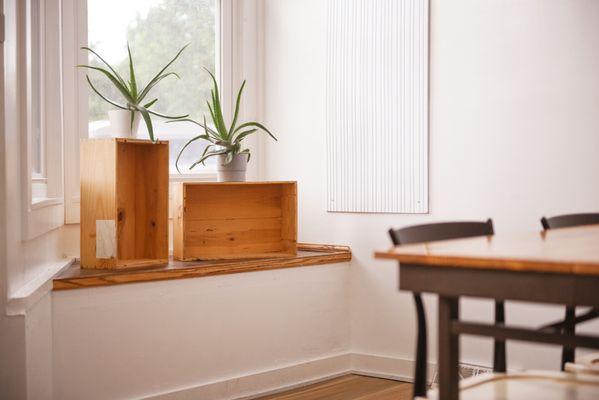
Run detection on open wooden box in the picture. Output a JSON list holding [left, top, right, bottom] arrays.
[[80, 138, 169, 269], [173, 182, 297, 260]]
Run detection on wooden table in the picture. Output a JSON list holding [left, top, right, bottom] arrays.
[[375, 225, 599, 400]]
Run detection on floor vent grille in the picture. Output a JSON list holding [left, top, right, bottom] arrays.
[[431, 364, 492, 387]]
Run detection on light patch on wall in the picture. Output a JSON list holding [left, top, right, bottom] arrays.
[[326, 0, 429, 213]]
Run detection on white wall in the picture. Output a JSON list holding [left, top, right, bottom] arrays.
[[261, 0, 599, 370], [52, 263, 350, 400]]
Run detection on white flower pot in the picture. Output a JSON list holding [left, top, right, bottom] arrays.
[[216, 153, 248, 182], [108, 110, 141, 138]]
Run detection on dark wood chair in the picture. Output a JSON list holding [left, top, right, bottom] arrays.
[[388, 219, 504, 399], [540, 212, 599, 370], [541, 213, 599, 230]]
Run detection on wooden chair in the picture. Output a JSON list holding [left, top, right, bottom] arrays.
[[541, 213, 599, 230], [540, 212, 599, 371], [388, 219, 505, 399]]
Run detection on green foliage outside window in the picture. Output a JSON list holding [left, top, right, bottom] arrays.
[[88, 0, 216, 124]]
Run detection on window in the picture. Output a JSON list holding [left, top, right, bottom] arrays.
[[28, 0, 47, 201], [86, 0, 219, 175], [62, 0, 236, 224], [20, 0, 65, 239]]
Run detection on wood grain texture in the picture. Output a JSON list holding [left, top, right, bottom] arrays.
[[80, 139, 117, 269], [257, 374, 411, 400], [174, 181, 297, 260], [375, 225, 599, 276], [116, 140, 169, 261], [80, 138, 169, 269], [172, 182, 185, 260], [282, 183, 298, 253], [53, 243, 351, 290]]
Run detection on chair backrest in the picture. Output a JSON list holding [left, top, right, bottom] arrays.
[[387, 218, 495, 400], [388, 219, 494, 246], [541, 213, 599, 230]]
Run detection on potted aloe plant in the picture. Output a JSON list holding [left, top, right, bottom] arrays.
[[173, 68, 277, 182], [78, 44, 189, 141]]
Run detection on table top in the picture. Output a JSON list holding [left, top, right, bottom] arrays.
[[375, 225, 599, 276]]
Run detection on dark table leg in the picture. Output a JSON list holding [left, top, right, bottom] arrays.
[[561, 306, 576, 370], [413, 293, 428, 398], [493, 300, 506, 372], [439, 296, 460, 400]]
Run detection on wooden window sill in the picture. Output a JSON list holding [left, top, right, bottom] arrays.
[[53, 244, 352, 291]]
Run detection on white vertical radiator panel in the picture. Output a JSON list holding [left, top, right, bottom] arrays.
[[326, 0, 429, 213]]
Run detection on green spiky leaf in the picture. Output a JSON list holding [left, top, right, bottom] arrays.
[[77, 65, 134, 102], [146, 108, 188, 120], [137, 72, 181, 102], [143, 98, 158, 109], [129, 111, 136, 130], [229, 80, 246, 136], [80, 46, 128, 87], [233, 128, 257, 143], [167, 118, 219, 138], [175, 136, 210, 173], [239, 148, 251, 163], [139, 44, 188, 100], [190, 149, 227, 169], [205, 68, 228, 138], [173, 69, 276, 174], [135, 106, 154, 142], [234, 121, 277, 141], [85, 75, 127, 110], [127, 43, 138, 101], [80, 44, 189, 143]]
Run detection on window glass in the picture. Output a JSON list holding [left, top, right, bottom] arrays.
[[30, 0, 43, 177], [88, 0, 218, 173]]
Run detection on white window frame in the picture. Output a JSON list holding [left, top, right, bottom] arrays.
[[62, 0, 238, 224], [62, 0, 86, 224], [29, 0, 46, 190], [19, 0, 65, 240]]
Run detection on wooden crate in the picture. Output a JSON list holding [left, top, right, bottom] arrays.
[[173, 182, 297, 260], [80, 138, 169, 269]]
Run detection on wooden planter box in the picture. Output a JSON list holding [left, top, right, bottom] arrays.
[[173, 182, 297, 260], [80, 138, 169, 269]]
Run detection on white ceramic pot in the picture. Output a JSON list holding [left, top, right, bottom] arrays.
[[216, 153, 248, 182], [108, 109, 141, 138]]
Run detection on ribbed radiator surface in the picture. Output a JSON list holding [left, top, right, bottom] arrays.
[[326, 0, 429, 213]]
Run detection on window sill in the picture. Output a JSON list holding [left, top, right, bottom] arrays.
[[53, 244, 352, 291], [31, 196, 63, 210], [7, 257, 75, 315], [169, 172, 217, 182], [23, 201, 65, 240]]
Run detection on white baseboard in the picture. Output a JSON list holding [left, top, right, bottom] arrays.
[[142, 354, 351, 400], [142, 353, 435, 400], [350, 353, 435, 384]]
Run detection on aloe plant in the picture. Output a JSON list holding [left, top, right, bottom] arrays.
[[172, 68, 277, 172], [78, 44, 189, 142]]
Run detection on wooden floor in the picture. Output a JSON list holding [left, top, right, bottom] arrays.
[[257, 374, 412, 400]]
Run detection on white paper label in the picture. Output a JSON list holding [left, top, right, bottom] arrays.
[[96, 220, 116, 259]]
